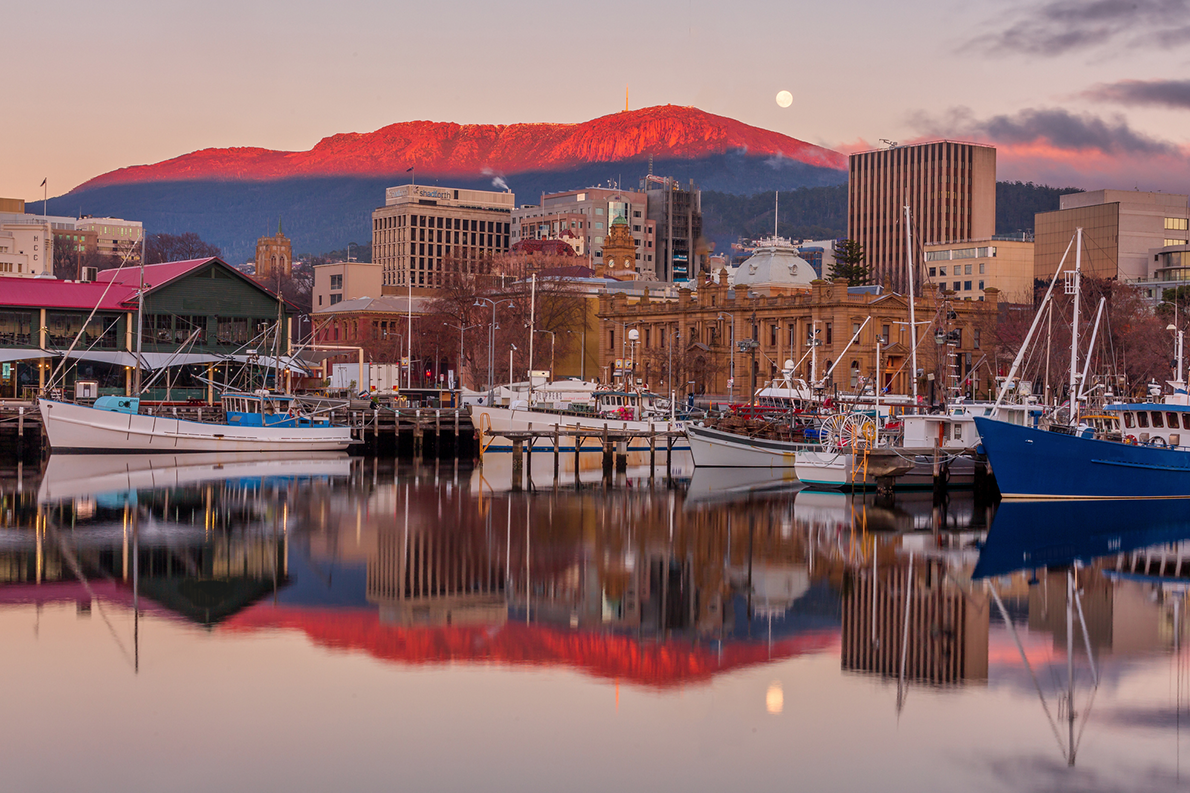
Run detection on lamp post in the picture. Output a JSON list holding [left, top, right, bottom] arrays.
[[509, 343, 518, 387], [532, 329, 556, 381], [474, 297, 511, 406], [717, 312, 734, 403], [627, 328, 639, 389], [445, 322, 479, 390], [738, 338, 759, 407]]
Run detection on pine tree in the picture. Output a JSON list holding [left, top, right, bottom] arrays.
[[830, 239, 870, 284]]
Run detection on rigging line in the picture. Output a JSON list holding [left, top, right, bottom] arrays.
[[44, 237, 143, 391], [43, 515, 136, 670], [43, 316, 124, 391]]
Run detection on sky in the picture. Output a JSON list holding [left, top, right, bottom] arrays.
[[3, 0, 1189, 199]]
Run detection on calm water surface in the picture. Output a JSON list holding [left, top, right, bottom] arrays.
[[2, 452, 1189, 792]]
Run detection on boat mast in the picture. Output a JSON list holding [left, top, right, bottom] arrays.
[[133, 237, 146, 394], [1068, 227, 1083, 422], [528, 273, 536, 405], [904, 205, 919, 407]]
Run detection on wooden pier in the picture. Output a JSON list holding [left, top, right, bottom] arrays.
[[497, 425, 687, 491]]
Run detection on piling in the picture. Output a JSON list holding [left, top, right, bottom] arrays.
[[553, 431, 560, 480], [602, 424, 612, 480], [511, 438, 523, 491]]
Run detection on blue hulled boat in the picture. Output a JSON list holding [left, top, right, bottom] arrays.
[[975, 402, 1190, 499]]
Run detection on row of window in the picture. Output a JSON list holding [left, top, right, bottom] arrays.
[[1123, 410, 1190, 430], [375, 214, 510, 234], [929, 263, 985, 277]]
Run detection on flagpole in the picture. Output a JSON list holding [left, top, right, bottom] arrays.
[[42, 179, 47, 217]]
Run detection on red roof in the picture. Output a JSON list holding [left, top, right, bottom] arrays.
[[0, 276, 137, 310], [96, 257, 218, 288]]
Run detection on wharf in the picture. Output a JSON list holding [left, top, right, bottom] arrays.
[[494, 425, 687, 490]]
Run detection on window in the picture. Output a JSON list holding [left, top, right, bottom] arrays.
[[881, 324, 890, 342], [1151, 411, 1166, 428], [964, 263, 972, 275], [1137, 411, 1149, 428], [852, 322, 860, 335], [928, 267, 936, 277], [939, 266, 947, 276], [978, 280, 984, 290], [825, 323, 832, 345], [964, 281, 972, 291], [1168, 412, 1180, 428], [973, 328, 981, 349], [953, 281, 961, 292], [1166, 217, 1189, 231], [979, 263, 985, 274], [1124, 412, 1134, 429], [769, 325, 777, 346], [330, 274, 343, 290], [1183, 413, 1190, 430], [609, 329, 615, 350], [330, 294, 342, 305], [1165, 239, 1187, 247]]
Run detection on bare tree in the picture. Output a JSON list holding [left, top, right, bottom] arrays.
[[145, 232, 221, 264]]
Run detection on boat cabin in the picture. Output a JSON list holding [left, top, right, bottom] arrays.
[[594, 390, 660, 420], [1109, 404, 1190, 447], [222, 391, 328, 428]]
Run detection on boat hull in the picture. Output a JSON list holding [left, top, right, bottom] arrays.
[[974, 416, 1190, 499], [686, 423, 808, 468], [795, 449, 975, 490], [39, 400, 355, 453]]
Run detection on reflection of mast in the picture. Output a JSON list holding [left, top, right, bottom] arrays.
[[988, 569, 1098, 766]]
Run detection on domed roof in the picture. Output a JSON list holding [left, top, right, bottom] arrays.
[[734, 237, 815, 288]]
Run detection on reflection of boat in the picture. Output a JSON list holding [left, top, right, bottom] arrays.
[[40, 391, 355, 454], [38, 452, 353, 503], [792, 488, 981, 533], [973, 499, 1190, 579], [684, 466, 799, 505]]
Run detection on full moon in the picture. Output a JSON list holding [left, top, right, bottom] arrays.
[[775, 90, 793, 108]]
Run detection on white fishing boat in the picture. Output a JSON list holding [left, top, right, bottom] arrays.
[[471, 388, 687, 459], [39, 391, 355, 453]]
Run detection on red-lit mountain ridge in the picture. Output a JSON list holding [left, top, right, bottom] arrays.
[[75, 105, 843, 190]]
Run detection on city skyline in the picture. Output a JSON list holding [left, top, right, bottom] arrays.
[[5, 0, 1188, 199]]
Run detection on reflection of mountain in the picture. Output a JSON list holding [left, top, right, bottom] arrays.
[[221, 605, 838, 688]]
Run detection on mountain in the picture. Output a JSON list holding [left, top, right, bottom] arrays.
[[44, 106, 847, 261], [76, 106, 843, 189]]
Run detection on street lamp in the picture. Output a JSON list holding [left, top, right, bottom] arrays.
[[627, 328, 640, 389], [509, 343, 518, 387], [475, 297, 513, 406], [445, 322, 479, 390], [716, 312, 735, 403], [532, 329, 556, 382]]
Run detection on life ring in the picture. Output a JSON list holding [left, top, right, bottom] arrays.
[[1125, 434, 1138, 445], [287, 405, 300, 419]]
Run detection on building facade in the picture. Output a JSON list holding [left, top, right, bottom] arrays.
[[511, 187, 656, 277], [74, 216, 144, 262], [1034, 190, 1190, 285], [642, 176, 703, 282], [848, 141, 996, 292], [924, 238, 1034, 303], [597, 279, 996, 401], [0, 220, 53, 277], [372, 184, 514, 293], [313, 261, 383, 309]]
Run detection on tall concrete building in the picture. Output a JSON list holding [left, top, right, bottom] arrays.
[[643, 176, 703, 282], [372, 184, 514, 293], [848, 141, 996, 292], [1034, 190, 1190, 285], [74, 216, 144, 262], [511, 187, 655, 276]]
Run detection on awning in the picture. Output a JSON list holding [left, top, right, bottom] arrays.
[[137, 352, 230, 369], [0, 349, 53, 363], [61, 350, 139, 367]]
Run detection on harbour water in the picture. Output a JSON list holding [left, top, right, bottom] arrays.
[[2, 452, 1189, 792]]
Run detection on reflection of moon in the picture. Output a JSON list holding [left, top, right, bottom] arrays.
[[776, 90, 793, 108], [766, 681, 784, 714]]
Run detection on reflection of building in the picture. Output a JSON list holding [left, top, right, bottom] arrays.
[[255, 222, 292, 280], [848, 141, 996, 293], [367, 520, 506, 627], [372, 184, 514, 292], [842, 567, 988, 684]]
